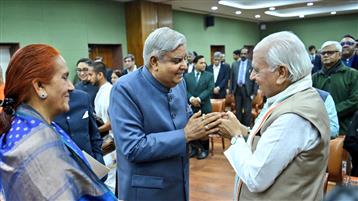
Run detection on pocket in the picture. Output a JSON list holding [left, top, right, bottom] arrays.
[[131, 175, 164, 189]]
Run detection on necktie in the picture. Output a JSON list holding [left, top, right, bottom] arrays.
[[195, 72, 200, 83], [237, 63, 245, 86]]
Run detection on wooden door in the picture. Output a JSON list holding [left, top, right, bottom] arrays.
[[88, 44, 122, 69], [210, 45, 225, 65]]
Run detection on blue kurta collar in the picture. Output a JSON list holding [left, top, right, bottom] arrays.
[[142, 66, 171, 93]]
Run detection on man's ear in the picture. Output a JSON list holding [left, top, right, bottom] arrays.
[[99, 72, 105, 80], [149, 56, 159, 71], [275, 65, 290, 85]]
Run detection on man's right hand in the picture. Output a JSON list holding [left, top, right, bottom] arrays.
[[184, 111, 222, 142]]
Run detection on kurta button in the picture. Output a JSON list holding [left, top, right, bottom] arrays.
[[171, 113, 176, 118], [66, 116, 70, 120]]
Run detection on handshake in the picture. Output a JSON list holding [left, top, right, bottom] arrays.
[[184, 111, 250, 142]]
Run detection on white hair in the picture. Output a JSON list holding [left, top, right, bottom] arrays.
[[254, 31, 312, 82], [213, 51, 222, 59], [143, 27, 186, 67], [321, 41, 342, 52]]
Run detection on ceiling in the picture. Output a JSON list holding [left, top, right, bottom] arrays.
[[117, 0, 358, 22]]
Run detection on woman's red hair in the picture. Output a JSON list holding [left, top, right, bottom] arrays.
[[0, 44, 60, 134]]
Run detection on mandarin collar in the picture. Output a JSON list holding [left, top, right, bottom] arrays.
[[142, 66, 171, 93]]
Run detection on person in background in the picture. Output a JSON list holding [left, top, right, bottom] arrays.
[[313, 41, 358, 135], [308, 45, 322, 74], [232, 49, 241, 64], [109, 27, 221, 201], [221, 31, 330, 201], [54, 89, 105, 165], [340, 34, 358, 69], [206, 52, 230, 99], [315, 88, 339, 138], [184, 55, 214, 159], [231, 47, 257, 126], [0, 44, 116, 201], [75, 58, 98, 107], [111, 69, 122, 84], [344, 111, 358, 176], [122, 54, 137, 75], [185, 51, 195, 74]]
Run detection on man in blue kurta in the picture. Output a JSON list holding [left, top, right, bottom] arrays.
[[108, 27, 221, 201]]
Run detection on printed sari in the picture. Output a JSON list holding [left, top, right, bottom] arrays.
[[0, 104, 117, 201]]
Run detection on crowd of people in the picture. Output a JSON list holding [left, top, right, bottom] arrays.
[[0, 27, 358, 201]]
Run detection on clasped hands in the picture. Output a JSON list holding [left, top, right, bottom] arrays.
[[184, 110, 249, 142]]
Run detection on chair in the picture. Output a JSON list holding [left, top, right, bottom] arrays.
[[209, 98, 226, 156], [325, 137, 351, 192], [327, 137, 344, 184]]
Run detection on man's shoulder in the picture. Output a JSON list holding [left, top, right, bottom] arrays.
[[221, 63, 230, 69], [203, 70, 213, 77]]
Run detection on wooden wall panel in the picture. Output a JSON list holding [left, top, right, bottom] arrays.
[[125, 0, 173, 67], [157, 4, 172, 28], [141, 1, 158, 42], [125, 1, 144, 66]]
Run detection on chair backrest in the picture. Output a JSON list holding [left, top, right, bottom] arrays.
[[328, 137, 344, 183], [211, 99, 226, 112]]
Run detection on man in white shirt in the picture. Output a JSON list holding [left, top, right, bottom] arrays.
[[207, 51, 230, 99], [88, 61, 115, 191], [219, 31, 330, 201], [185, 51, 195, 74]]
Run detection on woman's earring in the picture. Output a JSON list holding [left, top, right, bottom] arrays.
[[39, 90, 48, 99]]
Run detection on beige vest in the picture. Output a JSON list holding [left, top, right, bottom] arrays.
[[239, 88, 330, 201]]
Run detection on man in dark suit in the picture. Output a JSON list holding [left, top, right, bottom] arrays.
[[308, 45, 322, 74], [54, 89, 104, 165], [231, 47, 257, 126], [185, 51, 195, 74], [341, 34, 358, 70], [206, 51, 230, 99], [344, 111, 358, 176], [75, 58, 98, 108], [184, 55, 214, 159], [122, 54, 138, 75]]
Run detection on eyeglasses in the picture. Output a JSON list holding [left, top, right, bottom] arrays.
[[340, 41, 355, 46], [76, 68, 88, 72], [319, 50, 339, 56], [124, 59, 132, 63]]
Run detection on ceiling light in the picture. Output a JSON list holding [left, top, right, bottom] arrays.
[[299, 15, 305, 18], [331, 11, 336, 15], [269, 7, 276, 11], [307, 2, 314, 6], [255, 14, 261, 19], [218, 0, 316, 9], [235, 10, 242, 15], [211, 6, 218, 11]]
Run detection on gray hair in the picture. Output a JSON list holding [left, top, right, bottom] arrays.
[[187, 51, 194, 57], [143, 27, 186, 67], [321, 41, 342, 52], [213, 51, 222, 59], [254, 31, 312, 82]]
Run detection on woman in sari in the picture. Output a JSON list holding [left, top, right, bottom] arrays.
[[0, 44, 117, 201]]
